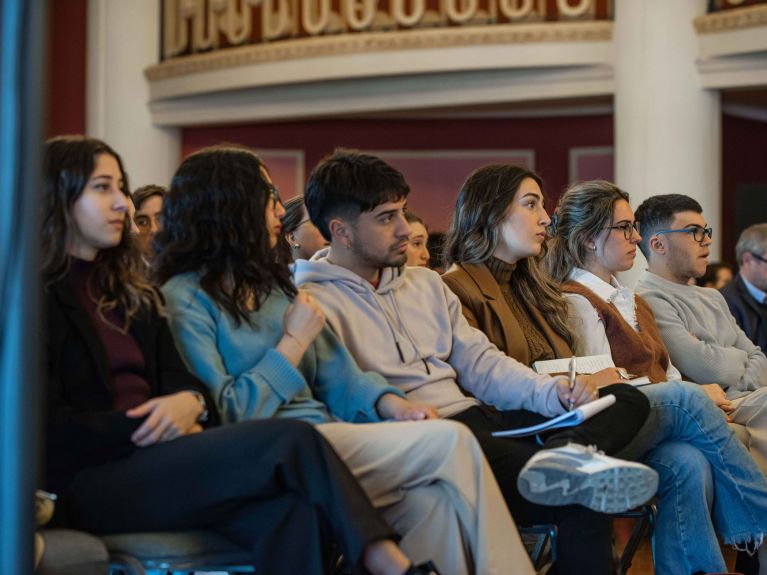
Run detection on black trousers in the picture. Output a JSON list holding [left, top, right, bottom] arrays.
[[63, 419, 396, 575], [451, 383, 650, 575]]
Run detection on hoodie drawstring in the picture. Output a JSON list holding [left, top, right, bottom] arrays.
[[395, 341, 405, 363], [387, 292, 431, 375]]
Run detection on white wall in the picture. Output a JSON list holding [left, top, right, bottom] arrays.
[[87, 0, 181, 188], [614, 0, 721, 286]]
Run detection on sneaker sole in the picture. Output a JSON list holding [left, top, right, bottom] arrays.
[[517, 463, 658, 514]]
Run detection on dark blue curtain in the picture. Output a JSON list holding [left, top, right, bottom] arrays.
[[0, 0, 44, 572]]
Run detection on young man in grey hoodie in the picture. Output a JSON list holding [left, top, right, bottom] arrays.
[[293, 149, 658, 575]]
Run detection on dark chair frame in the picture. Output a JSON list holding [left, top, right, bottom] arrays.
[[519, 504, 657, 574], [616, 504, 657, 574]]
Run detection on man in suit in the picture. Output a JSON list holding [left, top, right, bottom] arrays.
[[722, 223, 767, 354]]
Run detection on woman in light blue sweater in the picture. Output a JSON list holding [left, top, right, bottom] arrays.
[[156, 145, 531, 575]]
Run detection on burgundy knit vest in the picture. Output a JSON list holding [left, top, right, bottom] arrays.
[[562, 280, 670, 384]]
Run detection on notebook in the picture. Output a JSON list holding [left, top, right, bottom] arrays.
[[491, 394, 617, 438], [532, 355, 651, 387]]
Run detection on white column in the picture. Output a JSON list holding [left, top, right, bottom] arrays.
[[614, 0, 721, 287], [87, 0, 181, 188]]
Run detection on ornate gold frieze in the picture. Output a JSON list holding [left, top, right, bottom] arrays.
[[158, 0, 610, 57], [695, 3, 767, 33], [146, 19, 611, 80]]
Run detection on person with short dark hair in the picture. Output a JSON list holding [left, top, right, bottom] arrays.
[[42, 136, 425, 575], [156, 145, 530, 575], [721, 224, 767, 353], [296, 149, 660, 575], [131, 184, 165, 258]]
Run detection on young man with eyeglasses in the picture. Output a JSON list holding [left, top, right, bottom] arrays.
[[635, 194, 767, 491], [132, 185, 166, 258], [721, 224, 767, 355]]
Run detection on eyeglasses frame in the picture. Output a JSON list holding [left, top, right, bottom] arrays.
[[133, 213, 163, 235], [653, 225, 713, 245], [605, 221, 641, 240]]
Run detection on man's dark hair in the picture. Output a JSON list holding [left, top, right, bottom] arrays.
[[634, 194, 703, 258], [132, 184, 166, 211], [304, 149, 410, 240]]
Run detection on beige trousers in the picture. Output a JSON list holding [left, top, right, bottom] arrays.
[[318, 419, 532, 575]]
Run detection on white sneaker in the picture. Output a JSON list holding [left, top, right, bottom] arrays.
[[517, 443, 658, 514]]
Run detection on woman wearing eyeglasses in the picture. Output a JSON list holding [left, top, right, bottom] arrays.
[[547, 180, 767, 575], [282, 194, 330, 262], [546, 180, 683, 383]]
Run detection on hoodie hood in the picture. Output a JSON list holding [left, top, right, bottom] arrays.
[[295, 247, 426, 371], [294, 247, 408, 295]]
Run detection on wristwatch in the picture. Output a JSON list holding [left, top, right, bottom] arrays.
[[190, 391, 209, 423]]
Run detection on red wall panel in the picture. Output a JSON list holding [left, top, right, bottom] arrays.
[[722, 114, 767, 263], [183, 115, 614, 231], [46, 0, 88, 138]]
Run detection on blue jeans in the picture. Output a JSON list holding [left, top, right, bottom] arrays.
[[643, 441, 724, 574], [617, 380, 767, 575]]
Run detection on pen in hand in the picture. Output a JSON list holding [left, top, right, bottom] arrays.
[[568, 356, 576, 411]]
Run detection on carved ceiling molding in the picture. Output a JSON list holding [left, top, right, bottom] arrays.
[[145, 20, 611, 81], [694, 4, 767, 33]]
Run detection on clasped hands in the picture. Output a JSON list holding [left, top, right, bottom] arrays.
[[127, 391, 203, 447]]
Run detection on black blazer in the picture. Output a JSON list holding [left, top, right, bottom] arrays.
[[721, 273, 767, 354], [44, 275, 219, 497]]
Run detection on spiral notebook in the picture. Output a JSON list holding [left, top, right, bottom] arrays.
[[491, 394, 616, 438]]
